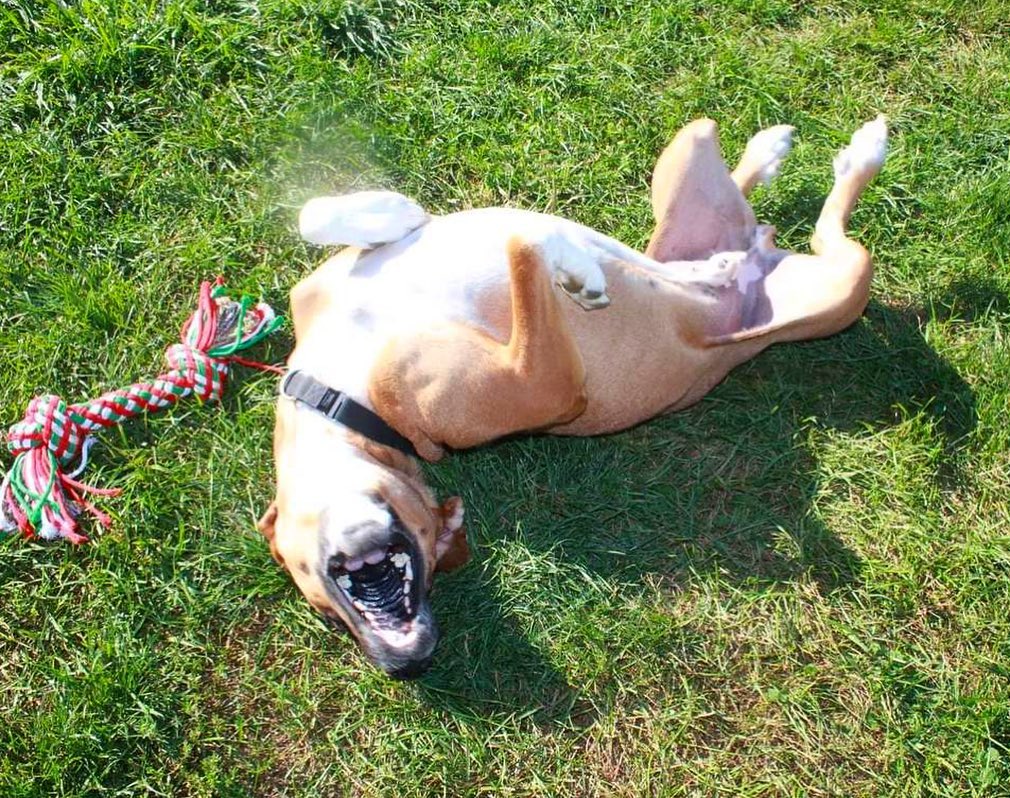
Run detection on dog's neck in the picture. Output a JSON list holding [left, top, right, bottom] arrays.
[[347, 430, 427, 492], [283, 401, 434, 508], [286, 271, 394, 409]]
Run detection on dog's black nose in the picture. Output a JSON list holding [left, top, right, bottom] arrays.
[[386, 655, 433, 680]]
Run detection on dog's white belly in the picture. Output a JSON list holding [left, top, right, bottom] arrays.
[[290, 207, 650, 405]]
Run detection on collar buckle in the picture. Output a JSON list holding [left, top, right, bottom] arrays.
[[280, 369, 417, 458]]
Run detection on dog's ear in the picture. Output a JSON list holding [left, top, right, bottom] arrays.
[[435, 496, 469, 572], [257, 501, 285, 566], [257, 501, 278, 541]]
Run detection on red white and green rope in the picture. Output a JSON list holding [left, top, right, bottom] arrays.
[[0, 279, 283, 544]]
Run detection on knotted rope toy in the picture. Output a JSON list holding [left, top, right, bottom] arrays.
[[0, 279, 283, 544]]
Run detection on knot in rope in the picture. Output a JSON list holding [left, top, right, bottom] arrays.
[[163, 343, 230, 403], [1, 279, 283, 543], [7, 395, 88, 467]]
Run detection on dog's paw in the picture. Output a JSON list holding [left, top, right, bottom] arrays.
[[743, 124, 795, 186], [543, 233, 611, 310], [298, 191, 429, 248], [834, 115, 888, 180]]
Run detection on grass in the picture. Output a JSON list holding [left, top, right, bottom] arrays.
[[2, 0, 1009, 794]]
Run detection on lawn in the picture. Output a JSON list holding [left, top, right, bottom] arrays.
[[2, 0, 1009, 795]]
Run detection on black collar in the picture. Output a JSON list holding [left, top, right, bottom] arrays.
[[280, 370, 418, 458]]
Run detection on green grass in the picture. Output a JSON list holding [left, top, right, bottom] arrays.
[[2, 0, 1009, 795]]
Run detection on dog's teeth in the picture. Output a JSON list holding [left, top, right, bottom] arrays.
[[391, 552, 409, 569], [403, 561, 413, 581], [343, 557, 364, 572], [363, 549, 385, 565], [336, 574, 352, 591], [352, 599, 367, 612], [404, 595, 412, 613]]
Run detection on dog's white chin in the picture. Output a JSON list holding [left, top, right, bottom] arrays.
[[372, 621, 423, 649]]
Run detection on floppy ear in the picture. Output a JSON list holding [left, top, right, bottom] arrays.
[[257, 501, 285, 566], [257, 501, 278, 540], [435, 496, 469, 572]]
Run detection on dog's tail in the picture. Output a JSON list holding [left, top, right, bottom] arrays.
[[298, 191, 430, 249]]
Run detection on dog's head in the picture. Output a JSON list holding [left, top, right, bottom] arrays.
[[259, 402, 468, 678]]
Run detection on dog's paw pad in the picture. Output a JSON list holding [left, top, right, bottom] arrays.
[[559, 279, 611, 310], [708, 252, 745, 270]]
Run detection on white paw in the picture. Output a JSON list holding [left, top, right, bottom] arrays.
[[834, 115, 888, 179], [298, 191, 429, 248], [752, 224, 777, 253], [542, 232, 611, 310], [445, 503, 464, 531], [744, 124, 795, 185]]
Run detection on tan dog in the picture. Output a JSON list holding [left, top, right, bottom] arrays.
[[259, 116, 888, 678]]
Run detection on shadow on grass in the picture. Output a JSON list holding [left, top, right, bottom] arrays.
[[412, 294, 977, 726], [930, 273, 1010, 323]]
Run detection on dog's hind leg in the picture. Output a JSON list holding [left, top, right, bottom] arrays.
[[369, 238, 588, 459], [646, 119, 757, 262], [812, 116, 888, 254], [710, 116, 888, 347]]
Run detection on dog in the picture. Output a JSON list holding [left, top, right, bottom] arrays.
[[258, 116, 888, 678]]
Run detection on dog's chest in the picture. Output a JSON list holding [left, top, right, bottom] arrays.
[[290, 209, 534, 402]]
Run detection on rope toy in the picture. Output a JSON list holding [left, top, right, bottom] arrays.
[[0, 279, 283, 544]]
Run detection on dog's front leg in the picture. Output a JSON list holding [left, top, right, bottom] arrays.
[[369, 238, 590, 455]]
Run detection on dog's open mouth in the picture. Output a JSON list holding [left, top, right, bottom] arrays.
[[328, 534, 421, 646]]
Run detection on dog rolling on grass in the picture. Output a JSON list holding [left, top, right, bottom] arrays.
[[258, 116, 888, 678]]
